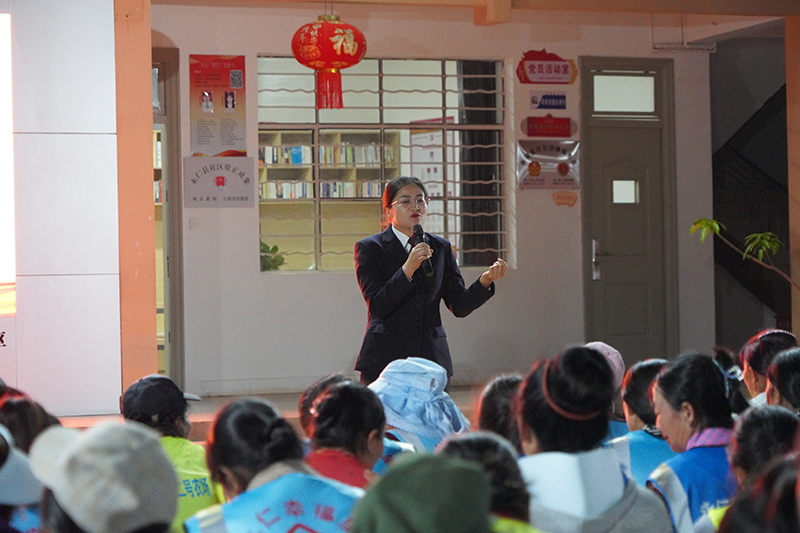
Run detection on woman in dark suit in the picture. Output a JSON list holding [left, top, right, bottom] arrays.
[[354, 176, 507, 384]]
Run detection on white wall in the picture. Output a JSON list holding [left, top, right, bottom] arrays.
[[7, 0, 121, 415], [152, 5, 722, 396]]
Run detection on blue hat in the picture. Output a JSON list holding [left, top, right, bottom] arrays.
[[0, 424, 41, 505], [368, 358, 470, 440]]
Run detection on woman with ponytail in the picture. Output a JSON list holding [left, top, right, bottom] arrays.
[[305, 382, 386, 488], [517, 346, 672, 533], [184, 399, 363, 533]]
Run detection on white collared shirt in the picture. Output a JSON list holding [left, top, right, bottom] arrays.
[[391, 225, 411, 252]]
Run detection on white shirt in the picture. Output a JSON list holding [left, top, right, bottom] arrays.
[[391, 225, 411, 252]]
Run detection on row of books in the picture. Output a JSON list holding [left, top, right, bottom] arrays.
[[258, 181, 384, 199], [257, 144, 400, 166], [259, 145, 314, 165]]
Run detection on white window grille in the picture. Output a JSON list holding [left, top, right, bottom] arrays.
[[257, 57, 506, 271]]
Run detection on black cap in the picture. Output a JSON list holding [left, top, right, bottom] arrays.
[[121, 375, 200, 424]]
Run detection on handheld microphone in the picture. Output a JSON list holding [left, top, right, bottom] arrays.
[[412, 224, 434, 278]]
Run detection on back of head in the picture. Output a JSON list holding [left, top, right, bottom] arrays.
[[474, 374, 523, 454], [713, 346, 750, 415], [519, 346, 614, 453], [439, 431, 529, 522], [311, 381, 385, 456], [766, 348, 800, 409], [298, 373, 351, 437], [29, 422, 177, 533], [739, 330, 797, 376], [0, 397, 58, 453], [207, 398, 303, 486], [657, 353, 734, 430], [121, 375, 200, 437], [719, 455, 799, 533], [622, 359, 668, 427], [351, 453, 491, 533], [730, 405, 798, 483]]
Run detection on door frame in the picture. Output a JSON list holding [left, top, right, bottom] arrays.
[[153, 47, 186, 387], [580, 56, 679, 359]]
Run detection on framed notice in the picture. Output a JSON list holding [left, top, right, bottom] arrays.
[[517, 140, 580, 190], [184, 157, 255, 208], [189, 55, 246, 157]]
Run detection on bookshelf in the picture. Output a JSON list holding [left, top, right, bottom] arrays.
[[257, 129, 400, 200], [258, 128, 397, 271]]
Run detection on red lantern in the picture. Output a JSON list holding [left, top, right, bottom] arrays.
[[292, 15, 367, 109]]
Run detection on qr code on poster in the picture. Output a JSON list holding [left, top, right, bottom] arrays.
[[230, 70, 243, 89]]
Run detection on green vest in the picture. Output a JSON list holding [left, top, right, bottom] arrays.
[[160, 436, 223, 533]]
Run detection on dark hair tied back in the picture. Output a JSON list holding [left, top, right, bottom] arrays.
[[208, 398, 303, 483], [311, 382, 385, 456], [519, 346, 614, 453]]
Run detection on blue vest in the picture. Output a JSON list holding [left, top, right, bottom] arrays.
[[608, 430, 678, 486], [185, 472, 363, 533], [373, 438, 415, 475], [648, 446, 735, 533]]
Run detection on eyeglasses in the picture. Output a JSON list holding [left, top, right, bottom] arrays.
[[391, 196, 428, 209]]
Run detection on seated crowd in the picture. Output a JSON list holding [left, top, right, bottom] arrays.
[[2, 332, 800, 533]]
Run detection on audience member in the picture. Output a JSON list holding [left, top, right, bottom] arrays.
[[351, 453, 492, 533], [186, 398, 362, 533], [695, 405, 798, 532], [0, 397, 59, 453], [0, 398, 59, 533], [298, 373, 413, 474], [738, 329, 796, 406], [585, 341, 628, 440], [712, 347, 749, 415], [439, 431, 544, 533], [29, 422, 177, 533], [517, 346, 672, 533], [0, 424, 41, 533], [608, 359, 678, 486], [121, 374, 222, 533], [647, 353, 736, 533], [718, 454, 799, 533], [473, 374, 523, 454], [306, 381, 385, 488], [765, 347, 800, 415], [368, 357, 469, 451]]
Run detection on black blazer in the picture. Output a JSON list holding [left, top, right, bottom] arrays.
[[354, 226, 494, 376]]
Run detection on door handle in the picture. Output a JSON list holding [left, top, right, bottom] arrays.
[[592, 239, 610, 280]]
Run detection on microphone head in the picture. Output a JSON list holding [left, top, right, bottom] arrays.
[[412, 224, 424, 236]]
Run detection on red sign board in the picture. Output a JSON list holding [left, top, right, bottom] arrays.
[[524, 114, 572, 138], [516, 49, 578, 85]]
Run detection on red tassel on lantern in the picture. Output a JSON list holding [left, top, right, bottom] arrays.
[[292, 15, 367, 109]]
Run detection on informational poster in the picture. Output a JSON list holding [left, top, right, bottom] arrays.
[[523, 114, 574, 138], [529, 91, 566, 110], [517, 140, 580, 190], [189, 55, 246, 157], [516, 49, 578, 85], [184, 157, 256, 208]]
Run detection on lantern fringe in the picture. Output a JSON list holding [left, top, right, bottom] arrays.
[[317, 69, 343, 109]]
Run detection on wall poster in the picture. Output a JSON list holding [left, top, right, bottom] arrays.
[[189, 55, 246, 157], [517, 140, 580, 190], [184, 157, 256, 208]]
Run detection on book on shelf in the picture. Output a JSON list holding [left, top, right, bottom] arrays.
[[154, 180, 163, 203], [259, 144, 312, 166]]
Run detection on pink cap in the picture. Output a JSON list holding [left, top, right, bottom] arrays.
[[585, 341, 625, 391]]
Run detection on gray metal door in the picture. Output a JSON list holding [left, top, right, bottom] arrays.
[[581, 57, 678, 366]]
